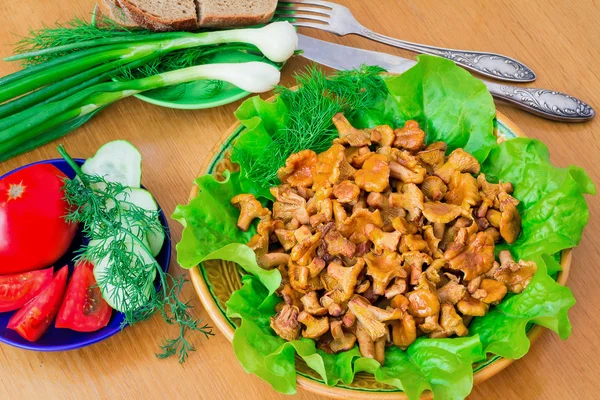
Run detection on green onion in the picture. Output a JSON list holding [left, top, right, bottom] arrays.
[[0, 62, 281, 158], [0, 21, 298, 161]]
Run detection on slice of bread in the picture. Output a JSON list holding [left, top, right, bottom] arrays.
[[97, 0, 140, 28], [197, 0, 278, 27], [117, 0, 198, 31]]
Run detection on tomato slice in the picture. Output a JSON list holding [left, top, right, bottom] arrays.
[[0, 267, 53, 312], [55, 260, 112, 332], [7, 265, 68, 341]]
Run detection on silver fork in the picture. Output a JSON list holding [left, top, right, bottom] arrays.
[[276, 0, 536, 83]]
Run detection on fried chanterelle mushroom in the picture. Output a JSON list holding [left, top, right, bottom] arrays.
[[233, 115, 533, 364]]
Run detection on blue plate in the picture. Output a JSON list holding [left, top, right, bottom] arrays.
[[0, 158, 171, 351]]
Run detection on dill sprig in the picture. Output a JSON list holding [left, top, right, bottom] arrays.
[[58, 145, 213, 362], [232, 65, 388, 188], [12, 17, 152, 66]]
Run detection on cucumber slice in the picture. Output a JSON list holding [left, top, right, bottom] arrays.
[[91, 236, 157, 312], [113, 188, 165, 257], [82, 140, 142, 188]]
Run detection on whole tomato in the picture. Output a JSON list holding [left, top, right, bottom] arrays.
[[0, 164, 78, 273]]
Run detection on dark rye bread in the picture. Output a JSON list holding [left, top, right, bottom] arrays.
[[197, 0, 278, 27], [116, 0, 198, 31], [97, 0, 139, 28]]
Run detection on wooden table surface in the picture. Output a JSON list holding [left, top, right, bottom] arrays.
[[0, 0, 598, 399]]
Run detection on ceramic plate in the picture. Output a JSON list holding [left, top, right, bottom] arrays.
[[187, 112, 572, 399], [0, 158, 171, 352]]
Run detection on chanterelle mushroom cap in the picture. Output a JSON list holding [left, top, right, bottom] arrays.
[[270, 305, 301, 341], [422, 201, 464, 224], [391, 216, 419, 235], [364, 223, 402, 254], [438, 274, 467, 304], [417, 148, 446, 174], [332, 113, 372, 147], [389, 150, 427, 184], [478, 173, 513, 201], [274, 228, 297, 251], [277, 283, 303, 310], [407, 275, 441, 318], [333, 180, 361, 204], [278, 149, 318, 188], [320, 292, 344, 316], [421, 176, 448, 201], [298, 311, 330, 339], [355, 154, 390, 193], [432, 303, 468, 338], [309, 198, 333, 227], [445, 171, 481, 209], [393, 120, 425, 151], [313, 143, 345, 191], [300, 292, 328, 315], [330, 320, 357, 353], [320, 259, 365, 303], [488, 251, 537, 293], [371, 125, 396, 147], [418, 314, 443, 334], [457, 293, 488, 316], [348, 295, 403, 340], [323, 226, 356, 258], [391, 312, 417, 349], [341, 208, 384, 239], [364, 250, 406, 296], [403, 251, 433, 285], [288, 259, 323, 294], [444, 231, 495, 281], [474, 278, 508, 304], [231, 194, 270, 231], [389, 183, 424, 222], [271, 186, 310, 224], [367, 192, 406, 226], [498, 190, 521, 244], [291, 230, 322, 266], [435, 148, 481, 183]]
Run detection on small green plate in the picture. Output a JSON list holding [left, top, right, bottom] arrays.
[[91, 7, 275, 110], [135, 51, 265, 109]]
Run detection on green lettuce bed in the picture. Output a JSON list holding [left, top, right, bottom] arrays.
[[172, 56, 595, 400]]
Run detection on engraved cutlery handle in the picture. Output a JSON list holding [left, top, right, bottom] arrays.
[[485, 81, 595, 122], [359, 28, 536, 83]]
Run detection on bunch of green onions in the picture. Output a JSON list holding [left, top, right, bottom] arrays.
[[0, 19, 297, 161]]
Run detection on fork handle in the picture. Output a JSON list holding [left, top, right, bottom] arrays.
[[483, 81, 595, 122], [357, 28, 536, 83]]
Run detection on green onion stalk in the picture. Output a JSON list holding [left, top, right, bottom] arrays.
[[0, 21, 298, 161]]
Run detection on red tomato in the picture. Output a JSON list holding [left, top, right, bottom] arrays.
[[55, 260, 112, 332], [0, 267, 53, 312], [0, 164, 78, 274], [7, 265, 68, 341]]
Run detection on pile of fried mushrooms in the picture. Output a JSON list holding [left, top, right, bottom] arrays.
[[231, 114, 537, 364]]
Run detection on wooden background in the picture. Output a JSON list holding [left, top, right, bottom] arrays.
[[0, 0, 598, 398]]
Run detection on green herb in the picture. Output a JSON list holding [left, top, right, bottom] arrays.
[[231, 65, 388, 192], [58, 145, 213, 362]]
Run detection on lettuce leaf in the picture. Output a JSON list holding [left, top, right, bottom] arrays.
[[469, 254, 575, 358], [384, 55, 497, 162], [172, 171, 281, 293], [481, 138, 595, 270]]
